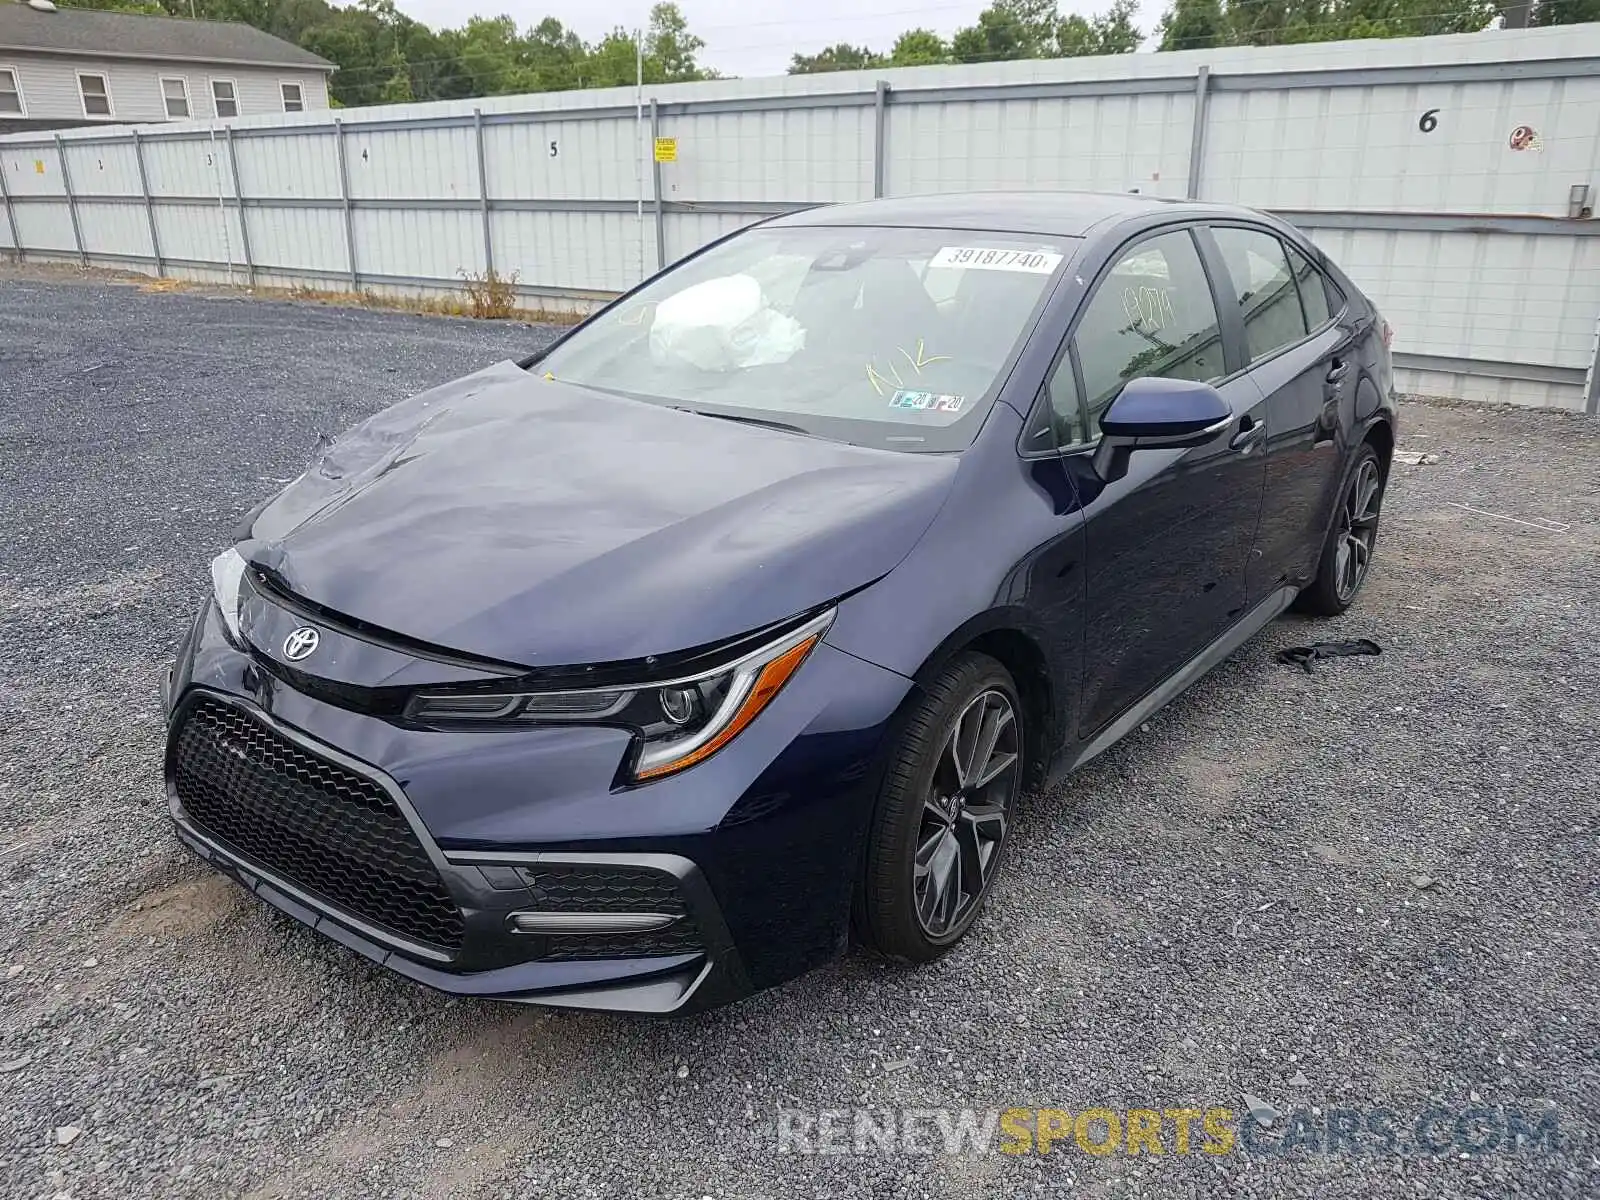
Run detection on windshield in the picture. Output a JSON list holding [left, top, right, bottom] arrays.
[[534, 225, 1077, 452]]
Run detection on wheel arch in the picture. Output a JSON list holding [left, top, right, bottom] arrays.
[[1362, 414, 1395, 486], [908, 614, 1061, 793]]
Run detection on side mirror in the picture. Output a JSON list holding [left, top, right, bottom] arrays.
[[1092, 376, 1233, 482]]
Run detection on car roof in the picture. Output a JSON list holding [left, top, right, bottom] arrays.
[[769, 191, 1240, 238]]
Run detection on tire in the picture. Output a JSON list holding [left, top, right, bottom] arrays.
[[1295, 443, 1385, 617], [855, 652, 1025, 962]]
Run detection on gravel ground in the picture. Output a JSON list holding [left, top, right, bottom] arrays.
[[1, 272, 1597, 1200]]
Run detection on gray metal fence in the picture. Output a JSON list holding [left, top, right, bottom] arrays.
[[3, 25, 1598, 412]]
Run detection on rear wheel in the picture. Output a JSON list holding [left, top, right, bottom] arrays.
[[856, 653, 1024, 962], [1296, 444, 1384, 617]]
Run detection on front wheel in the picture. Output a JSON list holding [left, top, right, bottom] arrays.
[[855, 652, 1025, 962], [1296, 443, 1385, 617]]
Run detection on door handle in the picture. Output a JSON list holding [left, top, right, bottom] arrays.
[[1230, 415, 1266, 452], [1326, 358, 1350, 385]]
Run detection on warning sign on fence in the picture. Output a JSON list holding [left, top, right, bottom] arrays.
[[653, 137, 677, 163]]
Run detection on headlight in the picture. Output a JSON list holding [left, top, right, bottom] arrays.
[[210, 547, 248, 644], [407, 609, 834, 782]]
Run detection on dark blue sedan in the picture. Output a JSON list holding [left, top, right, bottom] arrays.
[[164, 191, 1397, 1014]]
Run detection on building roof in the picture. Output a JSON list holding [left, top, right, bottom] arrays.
[[0, 4, 334, 71], [774, 191, 1191, 238]]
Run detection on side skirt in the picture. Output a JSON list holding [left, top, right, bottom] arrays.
[[1051, 584, 1299, 780]]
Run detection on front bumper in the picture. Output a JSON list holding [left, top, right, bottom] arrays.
[[162, 595, 913, 1014]]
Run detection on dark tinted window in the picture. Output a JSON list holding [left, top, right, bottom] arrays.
[[1286, 243, 1332, 329], [1073, 229, 1224, 430], [1211, 227, 1308, 362]]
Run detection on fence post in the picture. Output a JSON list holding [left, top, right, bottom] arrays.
[[333, 119, 358, 290], [873, 80, 889, 199], [224, 126, 255, 289], [1187, 65, 1211, 201], [130, 129, 164, 277], [0, 157, 20, 263], [1583, 313, 1600, 416], [473, 108, 494, 277], [649, 98, 665, 273], [54, 133, 87, 267]]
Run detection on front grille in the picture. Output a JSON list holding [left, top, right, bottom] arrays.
[[172, 696, 465, 953], [529, 865, 704, 961]]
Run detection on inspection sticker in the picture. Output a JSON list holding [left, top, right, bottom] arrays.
[[929, 246, 1062, 274], [890, 390, 965, 413]]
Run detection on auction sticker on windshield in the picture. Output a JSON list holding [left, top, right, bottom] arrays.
[[890, 390, 965, 412], [930, 247, 1063, 274]]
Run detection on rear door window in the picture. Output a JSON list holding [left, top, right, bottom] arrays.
[[1210, 226, 1309, 363]]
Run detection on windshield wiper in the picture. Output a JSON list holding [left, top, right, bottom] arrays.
[[673, 407, 814, 437]]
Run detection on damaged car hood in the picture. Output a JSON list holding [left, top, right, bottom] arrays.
[[241, 361, 959, 668]]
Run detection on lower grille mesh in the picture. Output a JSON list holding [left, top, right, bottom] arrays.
[[172, 696, 465, 952], [530, 865, 704, 961]]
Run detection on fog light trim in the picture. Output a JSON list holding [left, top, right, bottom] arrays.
[[507, 911, 681, 935]]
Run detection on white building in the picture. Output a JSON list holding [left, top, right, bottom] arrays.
[[0, 0, 332, 135]]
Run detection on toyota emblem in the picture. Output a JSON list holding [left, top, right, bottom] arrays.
[[282, 627, 321, 661]]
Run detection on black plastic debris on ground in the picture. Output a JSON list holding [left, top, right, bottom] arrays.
[[1276, 639, 1382, 673]]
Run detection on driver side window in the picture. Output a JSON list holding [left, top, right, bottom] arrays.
[[1072, 229, 1225, 434]]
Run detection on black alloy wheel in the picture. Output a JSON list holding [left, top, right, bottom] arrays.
[[856, 653, 1025, 961], [1296, 442, 1386, 617], [1335, 455, 1383, 604], [913, 688, 1018, 939]]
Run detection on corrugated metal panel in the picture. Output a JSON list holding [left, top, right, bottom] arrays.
[[1395, 367, 1577, 409], [344, 125, 477, 201], [666, 106, 873, 203], [13, 203, 76, 252], [141, 134, 228, 198], [1204, 74, 1600, 214], [351, 208, 483, 280], [234, 128, 340, 198], [663, 210, 755, 267], [245, 205, 346, 273], [483, 116, 641, 200], [152, 201, 234, 265], [889, 92, 1195, 197], [3, 148, 65, 197], [61, 140, 140, 197], [73, 199, 151, 257], [490, 209, 640, 291]]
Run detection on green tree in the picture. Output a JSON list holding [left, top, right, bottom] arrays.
[[525, 18, 587, 92], [583, 28, 651, 88], [950, 9, 1028, 62], [951, 0, 1141, 62], [437, 17, 526, 98], [995, 0, 1064, 54], [1087, 0, 1143, 51], [1531, 0, 1600, 20], [889, 28, 950, 66], [646, 2, 712, 81], [1055, 13, 1098, 54], [789, 43, 887, 73], [1157, 0, 1227, 49]]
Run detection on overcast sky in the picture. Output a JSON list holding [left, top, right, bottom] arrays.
[[392, 0, 1150, 80]]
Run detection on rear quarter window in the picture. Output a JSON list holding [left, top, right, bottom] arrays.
[[1285, 243, 1333, 329]]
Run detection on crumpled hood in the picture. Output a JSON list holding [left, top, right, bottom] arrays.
[[242, 361, 959, 668]]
